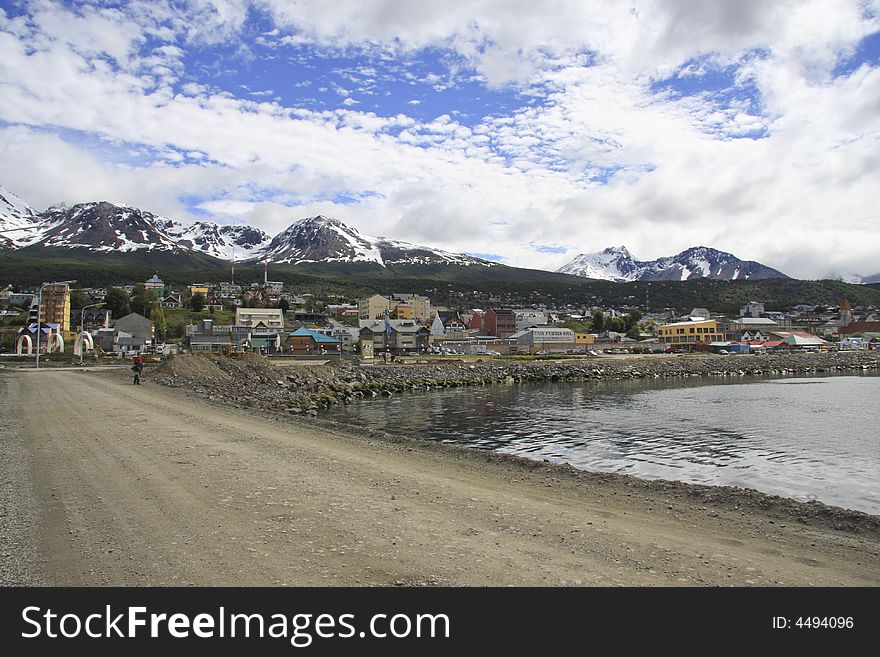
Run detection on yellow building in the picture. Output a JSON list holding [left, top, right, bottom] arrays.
[[657, 319, 719, 348], [189, 284, 210, 296], [358, 294, 394, 320], [575, 333, 595, 346], [392, 303, 414, 320], [39, 282, 71, 338]]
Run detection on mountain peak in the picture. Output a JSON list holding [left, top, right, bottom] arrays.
[[558, 245, 788, 282]]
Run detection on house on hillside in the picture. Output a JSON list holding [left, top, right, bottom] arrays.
[[144, 273, 165, 297]]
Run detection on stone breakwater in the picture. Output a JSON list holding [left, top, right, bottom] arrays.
[[154, 351, 880, 416]]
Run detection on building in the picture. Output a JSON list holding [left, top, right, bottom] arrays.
[[291, 310, 328, 325], [286, 327, 342, 356], [515, 310, 549, 331], [144, 273, 165, 296], [430, 314, 446, 337], [359, 320, 430, 355], [358, 294, 394, 320], [656, 318, 720, 349], [186, 318, 235, 352], [76, 308, 111, 333], [725, 317, 779, 341], [189, 284, 210, 297], [839, 321, 880, 336], [391, 302, 414, 320], [689, 308, 711, 320], [112, 312, 154, 353], [739, 301, 765, 318], [36, 282, 72, 339], [392, 294, 430, 322], [8, 292, 34, 309], [264, 281, 284, 295], [329, 324, 361, 352], [840, 299, 854, 327], [160, 295, 183, 309], [770, 331, 829, 351], [357, 293, 432, 322], [468, 311, 485, 333], [233, 307, 284, 354], [235, 308, 285, 332], [484, 308, 517, 338], [509, 326, 576, 353], [114, 312, 154, 340]]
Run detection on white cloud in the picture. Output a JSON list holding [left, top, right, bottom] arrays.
[[0, 1, 878, 278]]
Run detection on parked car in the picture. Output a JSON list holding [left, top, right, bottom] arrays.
[[718, 349, 729, 355]]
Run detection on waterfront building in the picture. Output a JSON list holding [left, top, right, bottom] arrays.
[[656, 318, 720, 349]]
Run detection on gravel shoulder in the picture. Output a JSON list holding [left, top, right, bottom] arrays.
[[0, 374, 47, 585], [3, 367, 879, 587]]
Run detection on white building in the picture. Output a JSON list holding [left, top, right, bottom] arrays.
[[740, 301, 765, 318]]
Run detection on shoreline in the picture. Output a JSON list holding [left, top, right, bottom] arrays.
[[154, 350, 880, 415], [151, 353, 880, 529]]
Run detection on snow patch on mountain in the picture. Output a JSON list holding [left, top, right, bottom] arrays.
[[156, 219, 272, 260], [0, 185, 43, 247], [557, 245, 788, 281]]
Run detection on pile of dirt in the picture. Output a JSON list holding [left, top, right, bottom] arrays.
[[155, 353, 231, 383]]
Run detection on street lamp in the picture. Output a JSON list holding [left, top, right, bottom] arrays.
[[35, 279, 76, 369], [79, 302, 104, 365]]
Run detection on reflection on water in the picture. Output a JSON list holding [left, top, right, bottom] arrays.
[[326, 373, 880, 515]]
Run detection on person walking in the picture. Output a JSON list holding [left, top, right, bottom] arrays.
[[132, 353, 144, 385]]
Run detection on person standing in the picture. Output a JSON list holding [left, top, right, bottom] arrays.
[[132, 353, 144, 385]]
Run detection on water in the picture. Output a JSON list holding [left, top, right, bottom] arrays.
[[325, 373, 880, 515]]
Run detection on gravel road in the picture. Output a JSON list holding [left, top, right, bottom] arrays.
[[2, 368, 878, 586]]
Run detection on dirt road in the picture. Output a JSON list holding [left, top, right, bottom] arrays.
[[2, 368, 879, 586]]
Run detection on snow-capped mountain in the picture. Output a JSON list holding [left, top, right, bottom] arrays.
[[558, 245, 788, 281], [254, 215, 494, 267], [829, 272, 880, 285], [0, 185, 43, 248], [556, 247, 641, 281], [35, 202, 188, 253], [0, 185, 495, 268], [152, 218, 272, 260]]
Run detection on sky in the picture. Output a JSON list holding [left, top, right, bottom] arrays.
[[0, 0, 878, 279]]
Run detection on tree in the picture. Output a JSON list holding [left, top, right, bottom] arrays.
[[151, 305, 167, 341], [278, 298, 290, 314], [69, 289, 89, 313], [190, 293, 206, 312], [130, 285, 160, 317], [105, 287, 130, 319], [592, 310, 605, 334]]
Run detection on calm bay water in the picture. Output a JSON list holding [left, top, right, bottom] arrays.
[[326, 373, 880, 515]]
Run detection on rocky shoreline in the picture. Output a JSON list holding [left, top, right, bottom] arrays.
[[154, 351, 880, 416]]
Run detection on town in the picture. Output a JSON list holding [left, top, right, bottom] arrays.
[[2, 271, 878, 362]]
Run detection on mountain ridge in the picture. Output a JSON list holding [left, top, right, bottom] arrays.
[[558, 245, 789, 282], [0, 186, 494, 269]]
